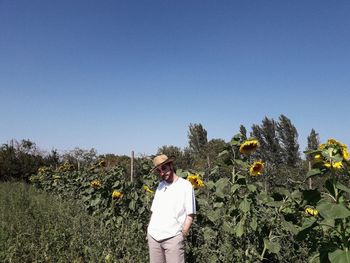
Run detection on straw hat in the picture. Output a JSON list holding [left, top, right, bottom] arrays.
[[150, 154, 175, 172]]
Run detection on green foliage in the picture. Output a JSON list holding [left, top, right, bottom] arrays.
[[98, 153, 134, 179], [26, 133, 318, 262], [277, 114, 301, 167], [187, 123, 212, 171], [0, 139, 45, 182], [299, 139, 350, 263], [187, 135, 312, 262], [248, 116, 306, 190], [251, 117, 283, 165], [239, 125, 247, 140], [3, 126, 350, 263], [204, 139, 229, 174], [0, 182, 149, 263], [44, 148, 60, 168], [306, 129, 320, 159], [61, 147, 98, 170], [188, 123, 208, 155]]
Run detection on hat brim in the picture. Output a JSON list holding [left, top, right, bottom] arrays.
[[150, 156, 175, 172]]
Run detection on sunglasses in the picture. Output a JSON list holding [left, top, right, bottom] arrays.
[[155, 164, 170, 174]]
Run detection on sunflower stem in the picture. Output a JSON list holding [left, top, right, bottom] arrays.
[[231, 145, 236, 183]]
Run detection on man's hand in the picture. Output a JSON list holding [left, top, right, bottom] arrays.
[[182, 214, 194, 237]]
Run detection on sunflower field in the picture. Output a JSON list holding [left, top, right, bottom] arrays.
[[20, 135, 350, 262]]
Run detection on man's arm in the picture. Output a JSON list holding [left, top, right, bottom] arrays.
[[182, 214, 194, 237]]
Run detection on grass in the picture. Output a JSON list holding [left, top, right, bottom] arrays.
[[0, 182, 148, 263]]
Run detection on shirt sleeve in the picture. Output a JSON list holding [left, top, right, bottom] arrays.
[[185, 182, 196, 215]]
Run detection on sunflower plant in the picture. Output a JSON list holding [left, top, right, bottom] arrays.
[[303, 139, 350, 262], [189, 134, 303, 262], [28, 134, 350, 262]]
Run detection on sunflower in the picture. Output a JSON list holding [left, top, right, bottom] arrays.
[[320, 138, 349, 163], [187, 174, 205, 189], [314, 154, 322, 161], [324, 162, 331, 168], [333, 161, 344, 169], [38, 167, 51, 174], [305, 207, 318, 217], [58, 162, 75, 172], [90, 180, 102, 189], [324, 161, 343, 169], [239, 139, 260, 155], [342, 146, 349, 161], [249, 160, 265, 176], [112, 190, 123, 199], [143, 185, 154, 194], [326, 138, 340, 145], [325, 139, 349, 159]]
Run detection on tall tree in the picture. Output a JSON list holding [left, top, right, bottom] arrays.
[[188, 123, 208, 155], [251, 117, 283, 166], [306, 129, 320, 160], [62, 147, 98, 170], [239, 125, 247, 140], [157, 145, 183, 159], [277, 114, 301, 167], [45, 149, 60, 168]]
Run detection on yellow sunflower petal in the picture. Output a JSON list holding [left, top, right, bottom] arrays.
[[249, 160, 265, 176], [239, 139, 260, 155]]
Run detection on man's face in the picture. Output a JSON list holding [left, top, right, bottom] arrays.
[[156, 163, 172, 182]]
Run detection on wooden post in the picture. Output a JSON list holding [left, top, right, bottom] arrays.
[[131, 151, 134, 182]]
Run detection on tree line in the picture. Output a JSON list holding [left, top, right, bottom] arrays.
[[1, 114, 321, 188]]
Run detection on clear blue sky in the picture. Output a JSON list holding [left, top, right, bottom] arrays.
[[1, 0, 349, 156]]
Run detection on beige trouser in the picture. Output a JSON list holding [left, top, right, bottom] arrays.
[[147, 233, 185, 263]]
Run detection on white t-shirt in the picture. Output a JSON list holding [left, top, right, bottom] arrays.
[[147, 177, 196, 241]]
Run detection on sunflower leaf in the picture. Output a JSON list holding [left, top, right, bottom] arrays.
[[306, 169, 322, 178]]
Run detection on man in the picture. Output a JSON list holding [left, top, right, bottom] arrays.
[[147, 154, 196, 263]]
